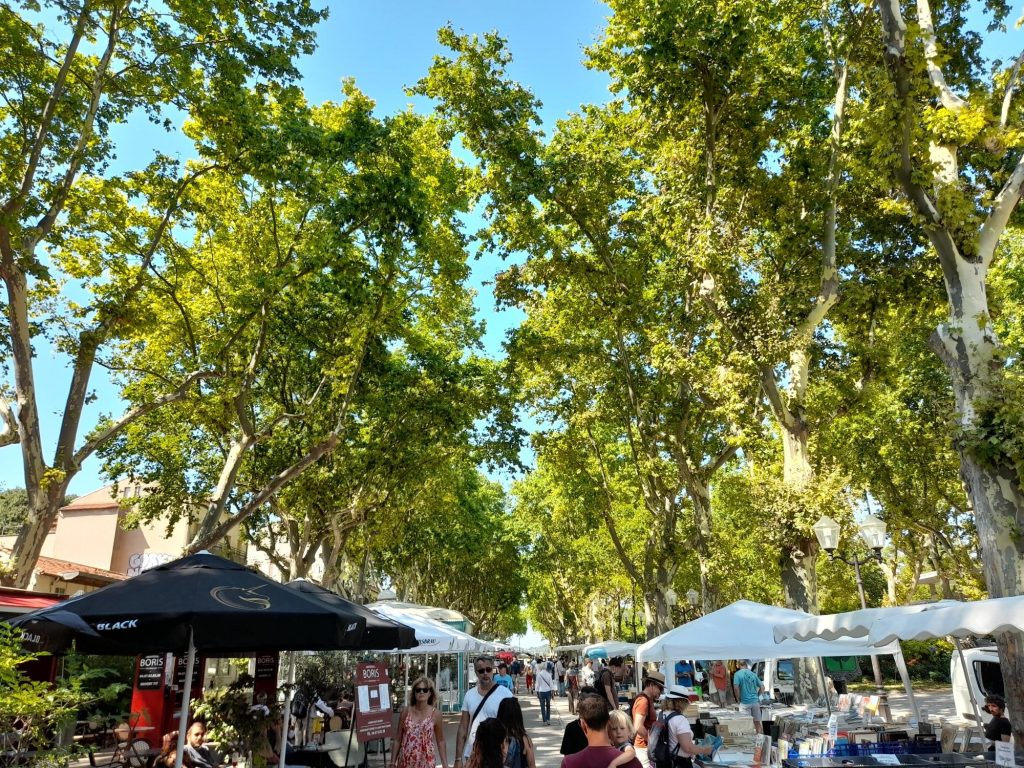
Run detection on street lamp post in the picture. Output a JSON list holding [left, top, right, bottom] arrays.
[[812, 514, 888, 696], [686, 588, 700, 614]]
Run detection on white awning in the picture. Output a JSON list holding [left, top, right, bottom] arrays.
[[638, 600, 901, 663], [772, 601, 960, 643], [866, 595, 1024, 646], [366, 602, 488, 653]]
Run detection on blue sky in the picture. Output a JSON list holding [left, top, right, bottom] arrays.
[[0, 0, 612, 495], [1, 0, 1019, 497]]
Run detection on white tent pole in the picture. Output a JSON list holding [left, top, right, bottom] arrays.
[[279, 652, 296, 768], [953, 637, 982, 722], [892, 645, 919, 725], [174, 629, 196, 768]]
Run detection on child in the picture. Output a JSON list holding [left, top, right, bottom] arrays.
[[607, 710, 637, 768]]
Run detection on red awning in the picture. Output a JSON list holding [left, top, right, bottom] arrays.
[[0, 592, 61, 611]]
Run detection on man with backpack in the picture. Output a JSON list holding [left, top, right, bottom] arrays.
[[454, 655, 513, 767], [630, 670, 666, 768]]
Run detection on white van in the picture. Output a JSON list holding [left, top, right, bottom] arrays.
[[751, 659, 796, 704], [951, 646, 1005, 722]]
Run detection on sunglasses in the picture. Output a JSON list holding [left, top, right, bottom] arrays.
[[413, 687, 431, 694], [476, 667, 493, 674]]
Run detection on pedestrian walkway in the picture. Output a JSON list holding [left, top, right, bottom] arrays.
[[432, 689, 573, 768]]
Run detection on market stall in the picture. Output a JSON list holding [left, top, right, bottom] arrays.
[[584, 640, 639, 659], [365, 601, 490, 712], [637, 600, 919, 720], [775, 595, 1024, 725]]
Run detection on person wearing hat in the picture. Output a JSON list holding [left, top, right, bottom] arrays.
[[661, 685, 719, 767], [631, 670, 667, 768]]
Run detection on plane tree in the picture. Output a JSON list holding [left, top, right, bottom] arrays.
[[0, 0, 324, 587]]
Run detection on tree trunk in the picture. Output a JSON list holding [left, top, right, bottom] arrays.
[[780, 536, 820, 613], [644, 586, 672, 640], [792, 657, 826, 706], [778, 423, 821, 617], [5, 483, 67, 587], [959, 452, 1024, 740], [690, 486, 719, 612], [936, 244, 1024, 740]]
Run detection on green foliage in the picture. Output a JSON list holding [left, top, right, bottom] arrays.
[[60, 652, 133, 721], [192, 674, 277, 766], [369, 463, 527, 639], [0, 489, 29, 536], [0, 625, 82, 764], [0, 0, 329, 587], [966, 229, 1024, 487], [294, 652, 351, 702], [97, 88, 502, 566]]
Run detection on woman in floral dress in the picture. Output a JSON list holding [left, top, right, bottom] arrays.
[[394, 676, 448, 768]]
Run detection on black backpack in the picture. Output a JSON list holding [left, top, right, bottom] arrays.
[[290, 690, 309, 719], [650, 710, 681, 768]]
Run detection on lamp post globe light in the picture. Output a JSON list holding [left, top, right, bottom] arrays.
[[813, 514, 888, 694], [685, 588, 700, 609]]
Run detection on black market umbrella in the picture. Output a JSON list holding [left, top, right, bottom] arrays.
[[10, 552, 368, 655], [10, 552, 373, 768], [285, 579, 417, 650]]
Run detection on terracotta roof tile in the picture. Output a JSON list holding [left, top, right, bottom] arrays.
[[34, 554, 124, 582], [0, 548, 125, 584]]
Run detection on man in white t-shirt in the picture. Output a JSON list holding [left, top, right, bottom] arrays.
[[580, 657, 596, 688], [455, 656, 513, 765], [536, 658, 557, 725]]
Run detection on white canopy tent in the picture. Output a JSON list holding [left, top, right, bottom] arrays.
[[774, 596, 1024, 722], [585, 640, 639, 659], [366, 602, 488, 653], [366, 602, 490, 716], [554, 644, 586, 654], [637, 600, 919, 719], [773, 601, 961, 643]]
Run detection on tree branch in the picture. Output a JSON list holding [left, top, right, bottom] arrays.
[[978, 154, 1024, 266], [0, 397, 18, 448], [70, 369, 218, 469], [29, 0, 126, 247], [55, 162, 218, 473], [581, 421, 645, 587], [877, 0, 964, 280], [760, 365, 796, 430], [1001, 48, 1024, 129], [3, 1, 92, 218], [915, 0, 966, 111]]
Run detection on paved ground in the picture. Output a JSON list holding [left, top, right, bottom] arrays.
[[428, 687, 575, 768]]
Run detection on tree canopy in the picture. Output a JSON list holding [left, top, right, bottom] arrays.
[[2, 0, 1024, 735]]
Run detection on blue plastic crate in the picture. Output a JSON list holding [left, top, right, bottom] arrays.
[[830, 745, 857, 757]]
